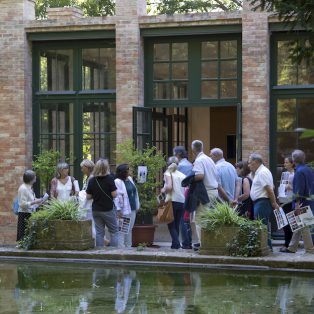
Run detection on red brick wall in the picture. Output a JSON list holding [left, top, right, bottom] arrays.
[[115, 0, 146, 144], [0, 0, 34, 244], [242, 2, 270, 165]]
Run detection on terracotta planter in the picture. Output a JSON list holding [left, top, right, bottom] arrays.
[[200, 226, 269, 256], [33, 220, 94, 250], [132, 224, 156, 247]]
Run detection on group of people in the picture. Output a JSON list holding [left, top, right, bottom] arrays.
[[160, 141, 314, 254], [16, 141, 314, 254], [16, 159, 140, 249]]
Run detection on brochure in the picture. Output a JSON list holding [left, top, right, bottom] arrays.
[[274, 207, 289, 230], [119, 216, 131, 234], [286, 206, 314, 232]]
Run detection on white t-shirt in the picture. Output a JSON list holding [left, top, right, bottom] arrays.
[[56, 177, 73, 201], [193, 152, 219, 190], [250, 164, 274, 201], [164, 170, 186, 203]]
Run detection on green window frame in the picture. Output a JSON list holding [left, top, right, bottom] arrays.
[[33, 40, 116, 181], [145, 35, 242, 107], [270, 32, 314, 177]]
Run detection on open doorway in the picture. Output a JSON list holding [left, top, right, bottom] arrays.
[[146, 106, 238, 163]]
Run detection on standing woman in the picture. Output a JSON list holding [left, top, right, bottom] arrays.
[[80, 159, 95, 237], [279, 156, 295, 251], [114, 164, 140, 248], [235, 161, 253, 219], [17, 170, 42, 241], [50, 162, 79, 200], [161, 156, 186, 249], [86, 159, 119, 247]]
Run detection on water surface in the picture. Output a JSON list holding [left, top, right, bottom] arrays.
[[0, 262, 313, 313]]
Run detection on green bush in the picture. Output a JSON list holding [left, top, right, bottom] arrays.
[[116, 140, 166, 223]]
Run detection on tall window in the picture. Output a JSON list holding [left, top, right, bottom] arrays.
[[33, 40, 116, 178], [271, 33, 314, 174]]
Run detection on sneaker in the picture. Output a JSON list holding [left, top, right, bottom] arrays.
[[181, 245, 192, 250], [280, 247, 295, 253], [193, 243, 200, 251]]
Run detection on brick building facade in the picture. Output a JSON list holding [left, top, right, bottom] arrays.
[[0, 0, 313, 244]]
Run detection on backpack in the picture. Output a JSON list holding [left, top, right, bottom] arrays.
[[12, 196, 19, 215]]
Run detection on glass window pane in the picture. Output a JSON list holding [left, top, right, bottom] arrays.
[[172, 63, 188, 80], [277, 99, 296, 131], [39, 102, 74, 160], [277, 41, 297, 85], [82, 102, 116, 162], [221, 60, 237, 78], [298, 98, 314, 129], [220, 80, 237, 98], [153, 63, 169, 80], [82, 48, 116, 90], [201, 41, 218, 59], [277, 132, 298, 164], [299, 60, 314, 85], [172, 82, 188, 99], [40, 50, 73, 91], [154, 44, 170, 61], [299, 138, 314, 165], [202, 81, 218, 99], [202, 61, 218, 79], [172, 43, 188, 61], [220, 40, 237, 59], [154, 82, 171, 99]]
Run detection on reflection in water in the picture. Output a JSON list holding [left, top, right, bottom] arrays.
[[0, 262, 313, 313]]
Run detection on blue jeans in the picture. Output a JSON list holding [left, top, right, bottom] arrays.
[[167, 201, 184, 249], [253, 198, 273, 249], [93, 209, 119, 247]]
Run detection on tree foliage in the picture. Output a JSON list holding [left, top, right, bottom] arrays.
[[35, 0, 243, 19], [150, 0, 241, 15]]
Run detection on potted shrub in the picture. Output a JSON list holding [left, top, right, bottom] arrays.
[[197, 202, 269, 257], [116, 140, 166, 246], [18, 199, 94, 250], [32, 149, 60, 194]]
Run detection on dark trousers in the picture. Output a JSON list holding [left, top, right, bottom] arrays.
[[282, 202, 293, 248], [17, 212, 31, 241], [167, 201, 184, 249], [180, 219, 192, 248]]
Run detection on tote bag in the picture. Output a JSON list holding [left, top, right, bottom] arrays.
[[157, 200, 174, 224]]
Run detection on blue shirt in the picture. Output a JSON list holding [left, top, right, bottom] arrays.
[[178, 158, 193, 176], [216, 158, 238, 200], [293, 163, 314, 212]]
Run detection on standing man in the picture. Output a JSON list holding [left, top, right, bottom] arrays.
[[191, 140, 219, 249], [248, 153, 279, 249], [173, 146, 193, 176], [210, 148, 239, 203], [285, 150, 314, 253], [173, 146, 193, 249]]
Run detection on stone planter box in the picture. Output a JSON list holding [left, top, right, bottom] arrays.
[[33, 220, 94, 250], [199, 226, 269, 256]]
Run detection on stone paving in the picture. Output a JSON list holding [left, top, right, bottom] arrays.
[[0, 241, 313, 272]]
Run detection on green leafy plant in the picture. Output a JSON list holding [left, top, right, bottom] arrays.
[[116, 140, 166, 224], [32, 149, 60, 193], [197, 201, 242, 232], [197, 201, 266, 257], [18, 199, 80, 250]]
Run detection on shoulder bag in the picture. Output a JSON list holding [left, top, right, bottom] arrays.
[[157, 173, 174, 224]]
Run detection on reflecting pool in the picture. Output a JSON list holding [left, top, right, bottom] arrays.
[[0, 262, 314, 313]]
